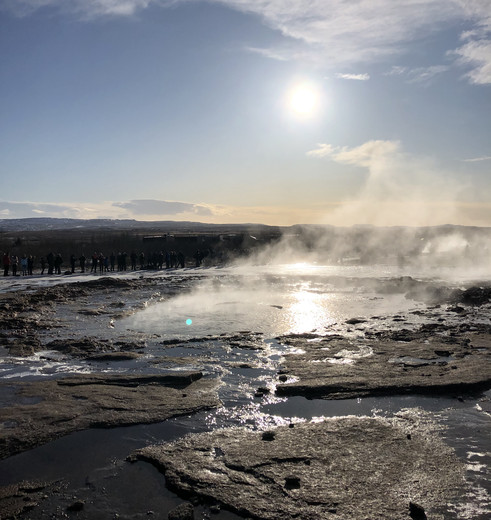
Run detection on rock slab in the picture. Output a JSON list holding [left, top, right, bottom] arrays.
[[133, 413, 465, 520]]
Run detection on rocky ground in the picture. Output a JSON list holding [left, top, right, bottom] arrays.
[[274, 325, 491, 399], [0, 274, 490, 519], [132, 413, 465, 520], [0, 372, 219, 460]]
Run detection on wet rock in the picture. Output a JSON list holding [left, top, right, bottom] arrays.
[[134, 415, 465, 520], [460, 286, 491, 306], [0, 372, 220, 459], [345, 317, 367, 325], [168, 502, 194, 520], [448, 305, 466, 314], [409, 501, 427, 520], [67, 499, 85, 512], [209, 504, 220, 514], [255, 387, 270, 397], [261, 431, 276, 441], [0, 480, 54, 518], [85, 352, 141, 361], [284, 476, 301, 489], [40, 337, 145, 359], [276, 334, 491, 399]]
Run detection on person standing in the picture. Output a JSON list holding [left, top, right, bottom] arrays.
[[79, 254, 86, 273], [2, 252, 10, 276], [27, 255, 34, 275], [20, 255, 28, 276], [54, 253, 63, 275], [91, 252, 98, 273], [40, 257, 46, 274], [47, 252, 54, 275], [11, 255, 18, 276], [70, 254, 76, 274]]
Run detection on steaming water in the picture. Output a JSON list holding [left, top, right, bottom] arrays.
[[1, 263, 490, 518], [118, 264, 428, 338]]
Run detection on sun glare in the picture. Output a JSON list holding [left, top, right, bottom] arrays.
[[288, 83, 319, 116]]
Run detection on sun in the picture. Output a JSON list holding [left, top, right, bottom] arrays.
[[288, 83, 319, 116]]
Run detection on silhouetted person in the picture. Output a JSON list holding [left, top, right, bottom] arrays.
[[194, 249, 203, 267], [11, 255, 18, 276], [110, 252, 115, 271], [40, 257, 46, 275], [70, 254, 76, 274], [3, 253, 10, 276], [54, 253, 63, 275], [178, 251, 185, 268], [98, 253, 105, 274], [47, 252, 54, 275], [91, 252, 98, 273], [20, 255, 28, 276], [27, 255, 34, 275], [130, 251, 137, 270], [79, 254, 86, 273]]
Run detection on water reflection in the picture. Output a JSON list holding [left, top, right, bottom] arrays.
[[287, 288, 336, 334], [119, 264, 416, 338]]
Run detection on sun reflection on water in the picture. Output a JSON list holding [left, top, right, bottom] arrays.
[[287, 288, 336, 334]]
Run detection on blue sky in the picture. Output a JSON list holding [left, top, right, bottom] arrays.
[[1, 0, 490, 226]]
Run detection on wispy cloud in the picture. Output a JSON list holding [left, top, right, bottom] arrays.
[[4, 0, 491, 81], [113, 199, 213, 217], [334, 73, 370, 81], [307, 140, 468, 226], [384, 64, 449, 85], [1, 0, 155, 19], [0, 199, 217, 221], [452, 39, 491, 85], [462, 155, 491, 162]]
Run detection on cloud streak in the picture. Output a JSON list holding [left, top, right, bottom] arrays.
[[335, 73, 370, 81], [462, 155, 491, 162], [112, 199, 213, 217]]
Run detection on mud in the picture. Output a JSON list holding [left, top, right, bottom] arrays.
[[132, 413, 466, 520]]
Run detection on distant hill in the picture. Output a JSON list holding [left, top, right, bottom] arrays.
[[0, 217, 281, 234]]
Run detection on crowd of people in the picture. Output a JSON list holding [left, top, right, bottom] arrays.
[[2, 248, 207, 277]]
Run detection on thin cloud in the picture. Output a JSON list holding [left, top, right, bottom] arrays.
[[334, 73, 370, 81], [407, 65, 449, 84], [462, 155, 491, 162], [113, 199, 213, 217], [4, 0, 491, 76], [452, 39, 491, 85], [0, 201, 86, 218], [0, 199, 216, 220], [384, 66, 408, 76], [384, 64, 449, 84]]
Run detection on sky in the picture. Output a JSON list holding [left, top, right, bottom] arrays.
[[1, 0, 490, 227]]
